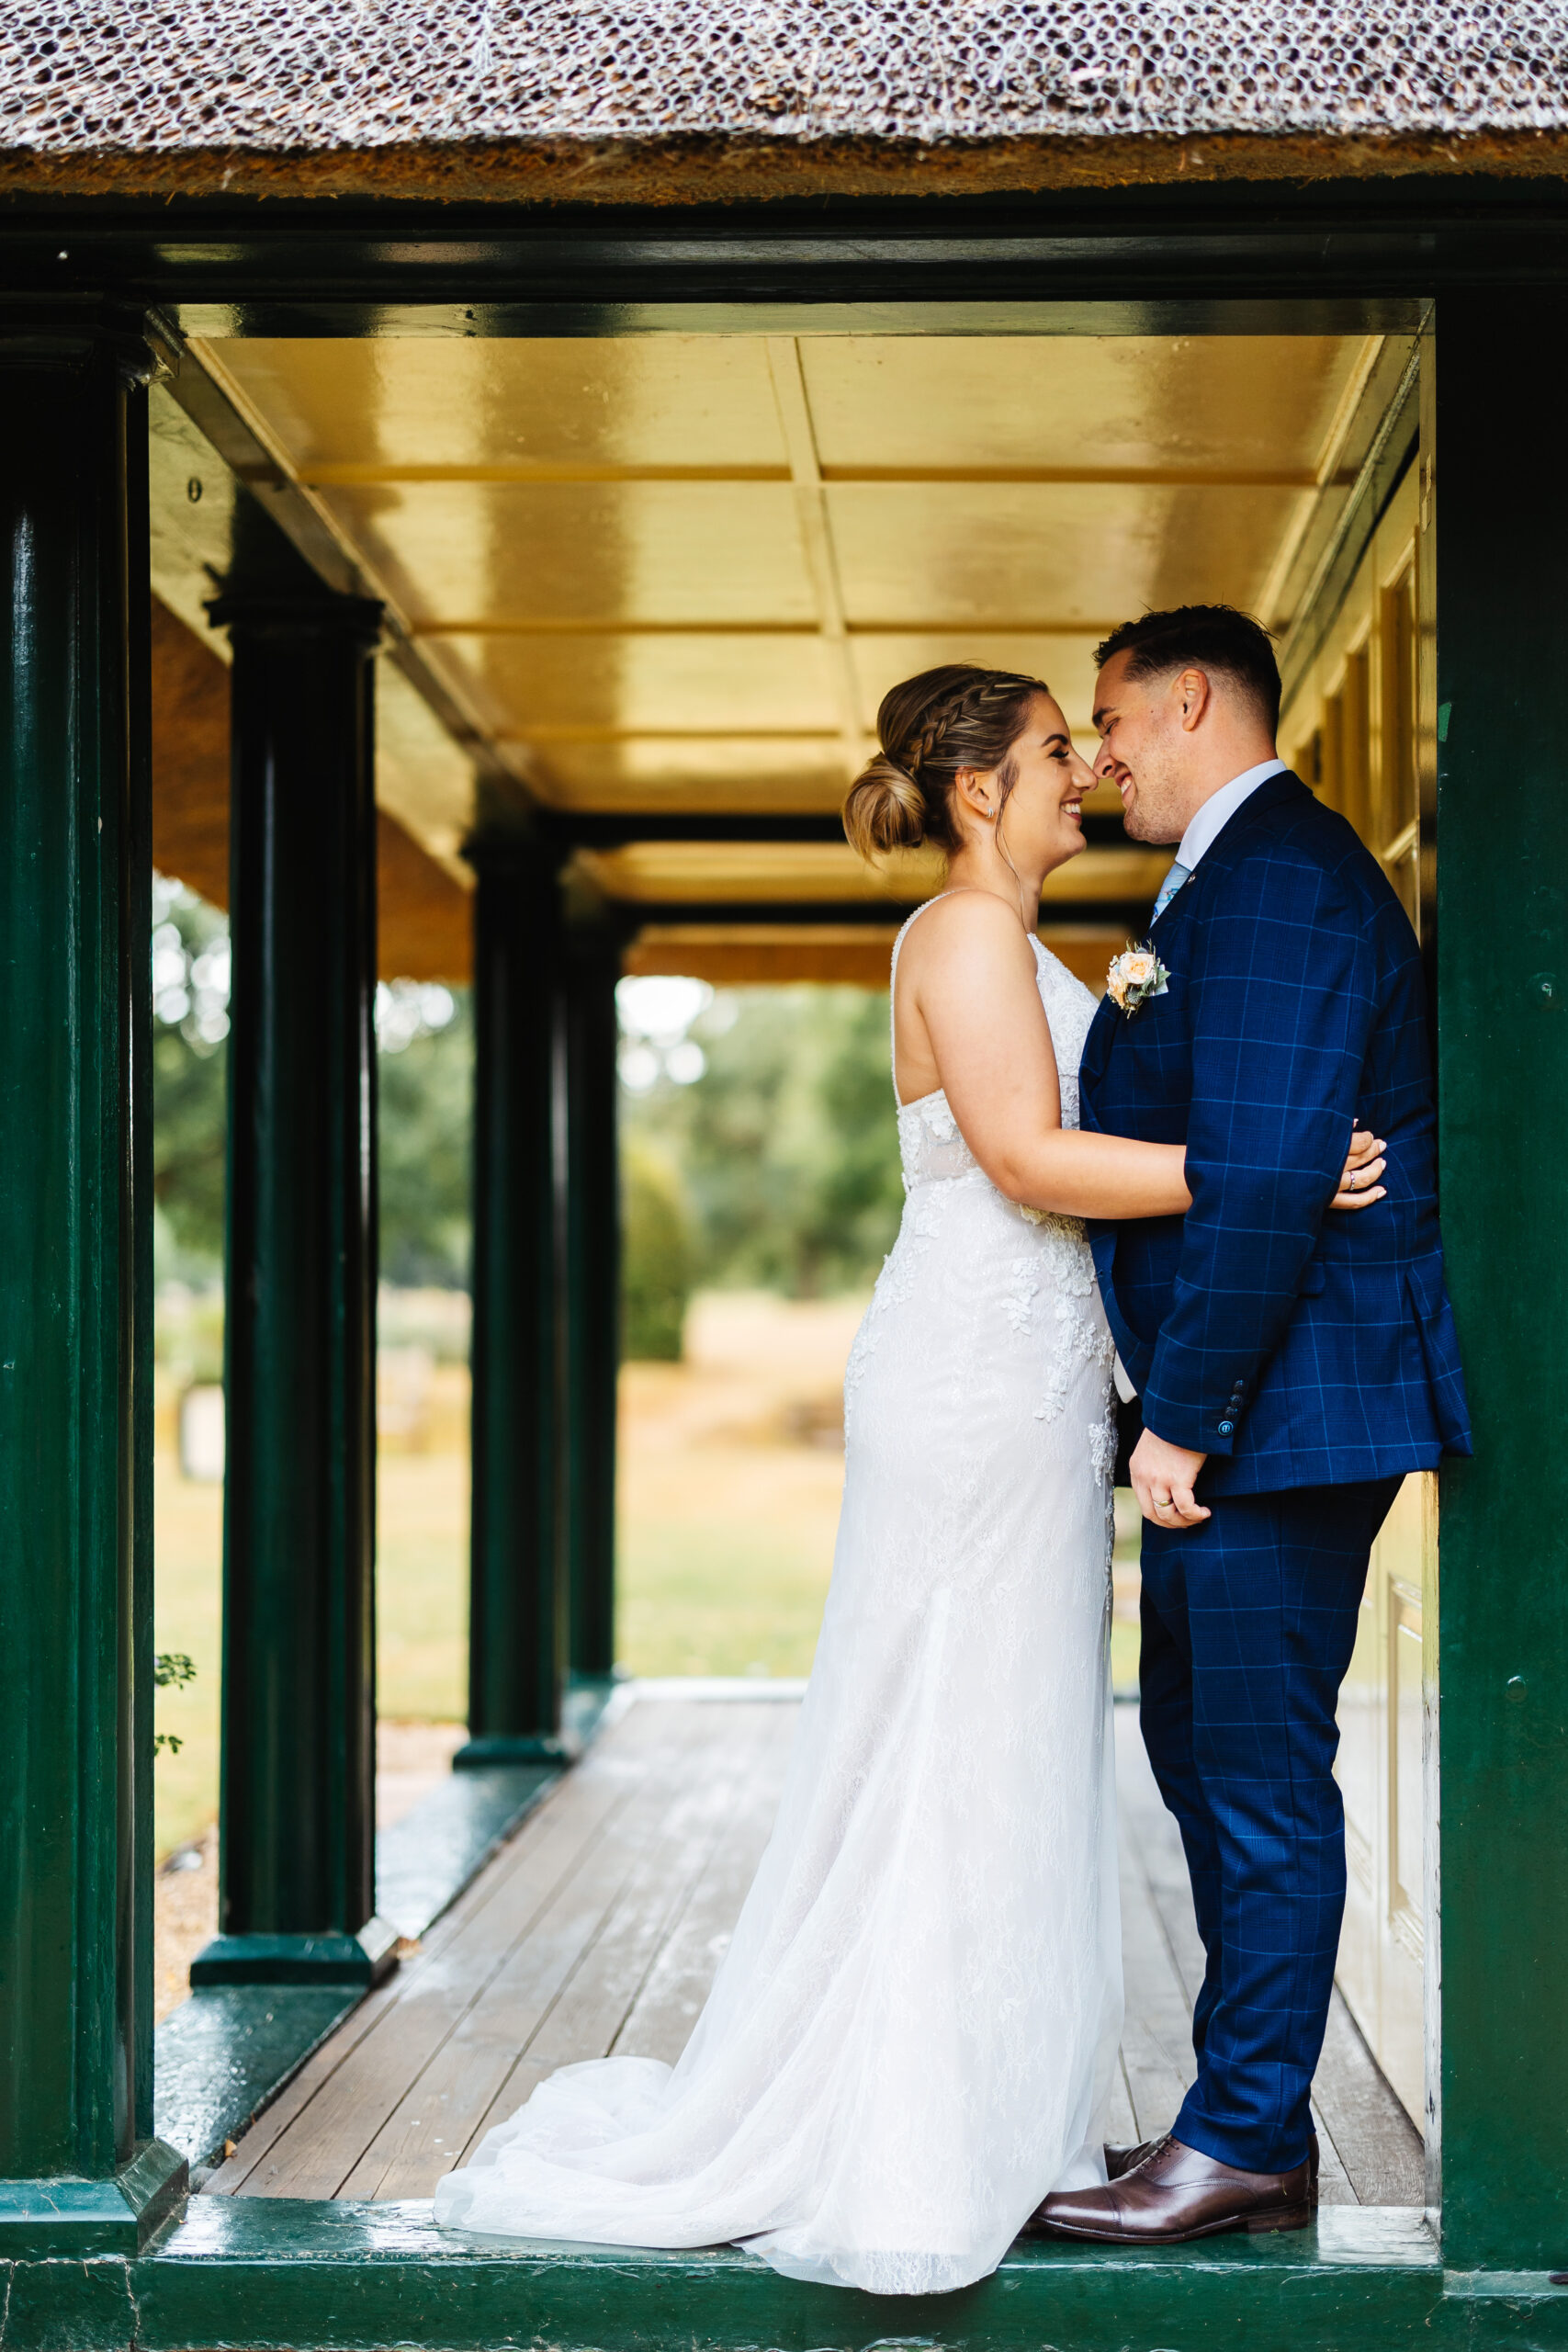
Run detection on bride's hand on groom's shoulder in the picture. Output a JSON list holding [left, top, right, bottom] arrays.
[[1332, 1128, 1387, 1213]]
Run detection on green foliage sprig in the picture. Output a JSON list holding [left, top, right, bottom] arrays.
[[153, 1650, 197, 1757]]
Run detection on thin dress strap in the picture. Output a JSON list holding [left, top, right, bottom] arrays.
[[889, 888, 981, 1109]]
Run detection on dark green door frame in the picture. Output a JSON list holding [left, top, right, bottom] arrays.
[[197, 512, 389, 1989], [0, 312, 186, 2256], [0, 170, 1560, 329], [1433, 293, 1568, 2272], [0, 211, 1559, 2295]]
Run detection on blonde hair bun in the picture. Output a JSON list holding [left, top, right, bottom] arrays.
[[842, 754, 926, 861]]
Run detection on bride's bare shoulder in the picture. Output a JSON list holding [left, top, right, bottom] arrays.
[[902, 890, 1036, 976]]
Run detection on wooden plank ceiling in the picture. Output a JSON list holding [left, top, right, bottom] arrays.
[[161, 331, 1384, 985]]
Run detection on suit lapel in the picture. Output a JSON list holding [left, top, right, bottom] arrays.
[[1082, 870, 1185, 1107], [1079, 989, 1119, 1102], [1081, 773, 1307, 1111]]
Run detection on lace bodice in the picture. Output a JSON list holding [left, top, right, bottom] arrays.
[[891, 901, 1101, 1192]]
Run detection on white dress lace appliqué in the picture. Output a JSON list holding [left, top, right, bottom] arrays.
[[433, 912, 1123, 2297]]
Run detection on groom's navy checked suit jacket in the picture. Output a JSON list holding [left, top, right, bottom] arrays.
[[1079, 770, 1472, 1497]]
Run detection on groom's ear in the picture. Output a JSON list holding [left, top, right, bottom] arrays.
[[1176, 668, 1213, 733]]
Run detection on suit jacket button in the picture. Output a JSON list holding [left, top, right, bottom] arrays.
[[1217, 1419, 1235, 1437]]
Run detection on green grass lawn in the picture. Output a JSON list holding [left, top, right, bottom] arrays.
[[616, 1517, 836, 1679], [150, 1447, 473, 1859], [376, 1453, 468, 1722], [151, 1456, 225, 1859]]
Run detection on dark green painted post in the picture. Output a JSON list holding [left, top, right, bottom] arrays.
[[127, 369, 158, 2153], [196, 517, 389, 1986], [562, 912, 623, 1690], [460, 840, 571, 1765], [1434, 299, 1568, 2268], [0, 315, 185, 2254]]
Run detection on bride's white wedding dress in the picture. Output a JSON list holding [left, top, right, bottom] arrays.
[[433, 905, 1123, 2294]]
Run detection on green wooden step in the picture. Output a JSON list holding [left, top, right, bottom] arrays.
[[6, 2196, 1564, 2351]]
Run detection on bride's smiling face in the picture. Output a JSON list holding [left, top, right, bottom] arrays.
[[953, 693, 1096, 879]]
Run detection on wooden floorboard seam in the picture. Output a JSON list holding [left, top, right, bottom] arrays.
[[211, 1737, 680, 2196], [303, 1709, 742, 2198], [327, 1721, 724, 2198], [455, 1705, 779, 2168], [206, 1756, 653, 2191], [197, 1696, 1423, 2216], [607, 1706, 793, 2064], [613, 1708, 798, 2066]]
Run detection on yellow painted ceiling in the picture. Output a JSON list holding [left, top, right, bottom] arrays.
[[574, 841, 1173, 907], [191, 330, 1381, 902]]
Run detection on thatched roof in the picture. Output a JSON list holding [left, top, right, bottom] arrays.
[[4, 0, 1565, 198]]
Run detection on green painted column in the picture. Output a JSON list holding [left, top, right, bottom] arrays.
[[1434, 299, 1568, 2268], [460, 840, 571, 1765], [562, 913, 623, 1689], [196, 521, 389, 1987], [0, 316, 186, 2254]]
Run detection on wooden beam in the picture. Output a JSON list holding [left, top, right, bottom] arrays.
[[150, 592, 230, 908], [624, 933, 898, 987], [764, 336, 868, 785], [410, 618, 1123, 639], [617, 896, 1154, 931], [150, 594, 472, 981], [164, 326, 513, 816], [552, 809, 1129, 849], [298, 461, 1324, 490]]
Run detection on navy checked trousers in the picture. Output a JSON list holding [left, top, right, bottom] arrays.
[[1138, 1476, 1400, 2175]]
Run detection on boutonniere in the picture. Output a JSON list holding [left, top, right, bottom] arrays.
[[1106, 942, 1170, 1018]]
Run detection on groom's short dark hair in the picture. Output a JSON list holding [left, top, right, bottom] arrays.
[[1095, 605, 1281, 731]]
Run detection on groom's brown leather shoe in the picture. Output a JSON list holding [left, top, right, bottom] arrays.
[[1105, 2129, 1319, 2199], [1034, 2136, 1312, 2243]]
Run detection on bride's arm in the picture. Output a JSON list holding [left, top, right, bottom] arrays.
[[913, 895, 1190, 1217], [917, 896, 1384, 1222]]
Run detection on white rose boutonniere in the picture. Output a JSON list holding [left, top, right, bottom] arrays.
[[1106, 942, 1170, 1018]]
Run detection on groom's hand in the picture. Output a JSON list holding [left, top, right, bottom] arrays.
[[1130, 1430, 1211, 1528]]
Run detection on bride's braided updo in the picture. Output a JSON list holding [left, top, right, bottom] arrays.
[[841, 664, 1051, 861]]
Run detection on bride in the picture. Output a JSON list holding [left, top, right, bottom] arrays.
[[433, 665, 1384, 2295]]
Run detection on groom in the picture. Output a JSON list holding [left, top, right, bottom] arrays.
[[1037, 605, 1471, 2244]]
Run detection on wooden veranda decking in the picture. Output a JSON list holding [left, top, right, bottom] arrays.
[[207, 1688, 1423, 2210]]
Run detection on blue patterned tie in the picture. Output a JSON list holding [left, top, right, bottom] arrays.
[[1152, 860, 1190, 922]]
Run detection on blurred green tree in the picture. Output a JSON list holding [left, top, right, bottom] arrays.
[[621, 1142, 693, 1360], [377, 985, 473, 1287], [151, 878, 231, 1277], [621, 987, 901, 1302], [151, 876, 475, 1294]]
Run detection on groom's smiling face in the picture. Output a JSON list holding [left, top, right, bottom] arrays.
[[1091, 652, 1195, 845]]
